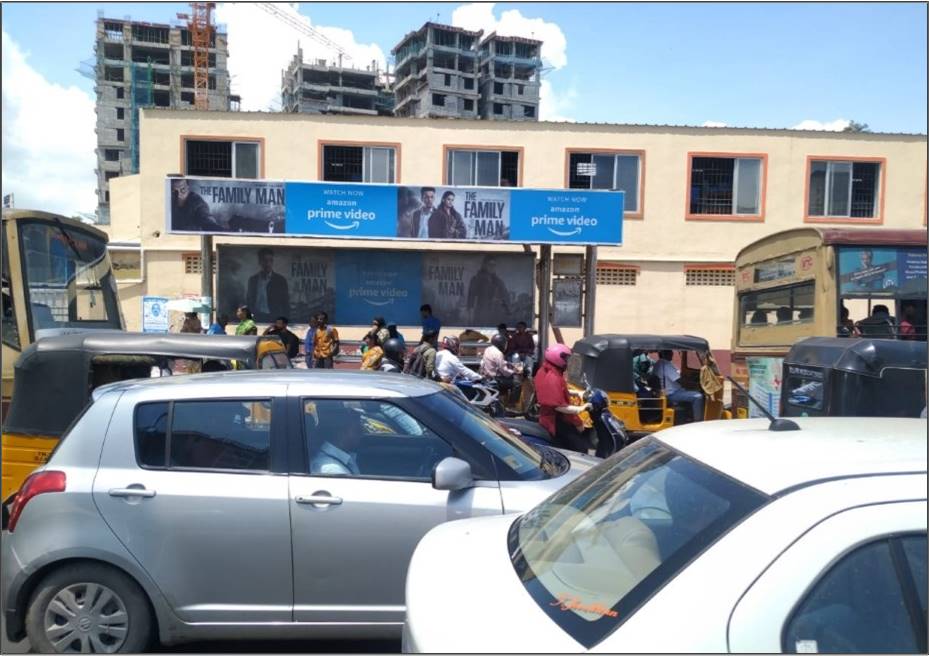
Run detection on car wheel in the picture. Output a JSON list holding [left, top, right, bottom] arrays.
[[26, 563, 153, 653]]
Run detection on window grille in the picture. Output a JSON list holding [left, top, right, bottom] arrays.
[[183, 254, 216, 275], [685, 268, 735, 286], [596, 265, 637, 286]]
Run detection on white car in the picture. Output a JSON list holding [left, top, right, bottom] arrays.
[[403, 417, 928, 653]]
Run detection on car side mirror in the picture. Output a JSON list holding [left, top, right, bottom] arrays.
[[432, 457, 474, 491]]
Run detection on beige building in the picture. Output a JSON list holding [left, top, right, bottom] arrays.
[[106, 109, 927, 364]]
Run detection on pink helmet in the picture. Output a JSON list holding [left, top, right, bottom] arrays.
[[544, 343, 572, 369]]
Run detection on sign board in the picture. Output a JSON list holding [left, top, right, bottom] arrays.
[[746, 356, 783, 419], [837, 246, 928, 297], [2, 193, 13, 209], [109, 248, 143, 283], [216, 245, 535, 327], [552, 278, 583, 327], [553, 253, 584, 276], [167, 177, 623, 246], [141, 296, 169, 333]]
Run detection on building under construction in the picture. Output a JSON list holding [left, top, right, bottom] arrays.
[[280, 46, 393, 116], [90, 14, 236, 223], [391, 23, 483, 119], [478, 33, 542, 121]]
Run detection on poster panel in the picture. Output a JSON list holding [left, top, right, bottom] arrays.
[[334, 250, 423, 326], [746, 356, 783, 419], [217, 245, 335, 323], [141, 296, 169, 333], [838, 246, 928, 297], [552, 278, 583, 327], [166, 177, 285, 235], [421, 252, 534, 327]]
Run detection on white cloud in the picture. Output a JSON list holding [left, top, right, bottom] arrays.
[[702, 120, 728, 128], [1, 31, 97, 217], [452, 3, 567, 70], [791, 118, 851, 131], [216, 3, 387, 111], [539, 80, 576, 122]]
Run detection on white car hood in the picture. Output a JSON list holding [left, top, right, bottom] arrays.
[[404, 513, 585, 653]]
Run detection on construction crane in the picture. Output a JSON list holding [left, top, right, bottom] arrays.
[[177, 2, 215, 110], [255, 2, 352, 68]]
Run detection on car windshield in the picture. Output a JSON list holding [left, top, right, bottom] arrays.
[[508, 437, 768, 648], [418, 390, 550, 479]]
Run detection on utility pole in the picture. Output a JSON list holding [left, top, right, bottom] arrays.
[[583, 245, 598, 336], [200, 235, 213, 314], [538, 245, 552, 355]]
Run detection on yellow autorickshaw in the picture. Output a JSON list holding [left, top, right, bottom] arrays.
[[566, 334, 731, 437]]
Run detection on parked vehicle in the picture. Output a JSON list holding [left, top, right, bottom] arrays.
[[453, 377, 506, 417], [1, 332, 290, 507], [781, 337, 927, 418], [568, 334, 730, 436], [1, 370, 598, 652], [404, 417, 927, 653]]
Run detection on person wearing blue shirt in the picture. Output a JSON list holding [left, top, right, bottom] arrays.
[[420, 304, 441, 335], [304, 314, 318, 368], [206, 314, 228, 335]]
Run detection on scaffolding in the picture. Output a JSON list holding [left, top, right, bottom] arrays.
[[129, 60, 153, 173]]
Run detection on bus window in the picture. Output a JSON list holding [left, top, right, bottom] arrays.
[[740, 282, 815, 327], [19, 221, 122, 334]]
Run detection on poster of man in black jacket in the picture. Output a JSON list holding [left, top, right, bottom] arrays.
[[170, 178, 224, 232], [246, 248, 290, 322]]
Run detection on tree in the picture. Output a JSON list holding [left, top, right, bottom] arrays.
[[843, 120, 870, 133]]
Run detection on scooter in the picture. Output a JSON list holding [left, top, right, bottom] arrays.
[[453, 377, 507, 418], [586, 387, 631, 458]]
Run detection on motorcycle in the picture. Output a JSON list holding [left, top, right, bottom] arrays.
[[586, 387, 630, 458], [453, 377, 506, 418]]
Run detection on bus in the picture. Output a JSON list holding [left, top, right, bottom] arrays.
[[2, 209, 124, 433], [730, 227, 927, 417]]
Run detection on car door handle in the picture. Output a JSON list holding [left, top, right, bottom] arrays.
[[108, 487, 156, 498], [295, 494, 343, 506]]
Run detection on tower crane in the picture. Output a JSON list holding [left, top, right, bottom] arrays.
[[255, 2, 352, 68], [177, 2, 216, 110]]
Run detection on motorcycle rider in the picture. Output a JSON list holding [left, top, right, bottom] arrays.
[[435, 335, 482, 384], [480, 332, 516, 403], [379, 338, 406, 373], [534, 343, 591, 454]]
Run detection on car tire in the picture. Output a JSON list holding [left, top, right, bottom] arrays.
[[26, 563, 153, 654]]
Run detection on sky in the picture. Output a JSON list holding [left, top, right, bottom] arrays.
[[2, 1, 927, 217]]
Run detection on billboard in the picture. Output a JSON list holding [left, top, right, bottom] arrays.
[[838, 246, 928, 297], [167, 177, 623, 246], [217, 245, 534, 327]]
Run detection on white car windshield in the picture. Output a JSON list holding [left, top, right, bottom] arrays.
[[509, 437, 768, 648]]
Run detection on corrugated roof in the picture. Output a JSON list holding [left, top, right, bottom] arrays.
[[141, 108, 926, 138]]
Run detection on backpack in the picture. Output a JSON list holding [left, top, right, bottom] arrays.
[[404, 344, 433, 378]]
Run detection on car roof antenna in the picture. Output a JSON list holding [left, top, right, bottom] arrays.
[[726, 376, 800, 432]]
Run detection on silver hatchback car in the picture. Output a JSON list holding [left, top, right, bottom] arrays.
[[2, 370, 597, 652]]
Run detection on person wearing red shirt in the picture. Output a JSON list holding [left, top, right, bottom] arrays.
[[533, 344, 591, 453]]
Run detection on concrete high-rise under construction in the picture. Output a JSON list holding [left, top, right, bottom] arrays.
[[391, 22, 543, 121], [91, 16, 236, 223], [280, 46, 394, 116]]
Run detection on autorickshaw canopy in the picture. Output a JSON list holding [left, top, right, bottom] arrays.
[[785, 336, 928, 378]]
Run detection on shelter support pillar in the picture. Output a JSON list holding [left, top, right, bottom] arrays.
[[200, 235, 213, 312], [538, 244, 552, 356], [584, 245, 598, 337]]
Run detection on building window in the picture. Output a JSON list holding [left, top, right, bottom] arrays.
[[116, 87, 125, 99], [432, 93, 446, 107], [494, 82, 504, 95], [463, 99, 474, 111], [524, 105, 535, 118], [116, 107, 125, 120], [596, 264, 638, 286], [689, 155, 763, 217], [183, 253, 216, 275], [322, 144, 396, 184], [444, 74, 451, 87], [569, 152, 642, 214], [808, 159, 882, 219], [685, 267, 735, 286], [116, 128, 125, 142], [464, 78, 474, 90], [104, 149, 120, 162], [185, 140, 260, 178], [446, 148, 520, 187], [493, 103, 504, 115]]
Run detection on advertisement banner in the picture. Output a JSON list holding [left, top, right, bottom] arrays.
[[166, 177, 285, 235], [838, 246, 928, 297], [552, 278, 583, 327], [217, 245, 534, 327], [421, 252, 534, 327], [168, 177, 622, 245], [746, 356, 783, 419], [141, 296, 169, 333]]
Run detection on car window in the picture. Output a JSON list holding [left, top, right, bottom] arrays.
[[901, 535, 927, 616], [134, 399, 271, 472], [783, 539, 918, 654], [509, 437, 767, 648], [303, 399, 453, 480]]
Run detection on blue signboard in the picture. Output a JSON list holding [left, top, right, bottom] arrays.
[[334, 250, 423, 325], [165, 177, 623, 246], [838, 246, 928, 297]]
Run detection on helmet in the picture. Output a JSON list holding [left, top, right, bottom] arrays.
[[383, 337, 405, 362], [491, 333, 508, 351], [544, 343, 572, 369], [442, 335, 460, 354]]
